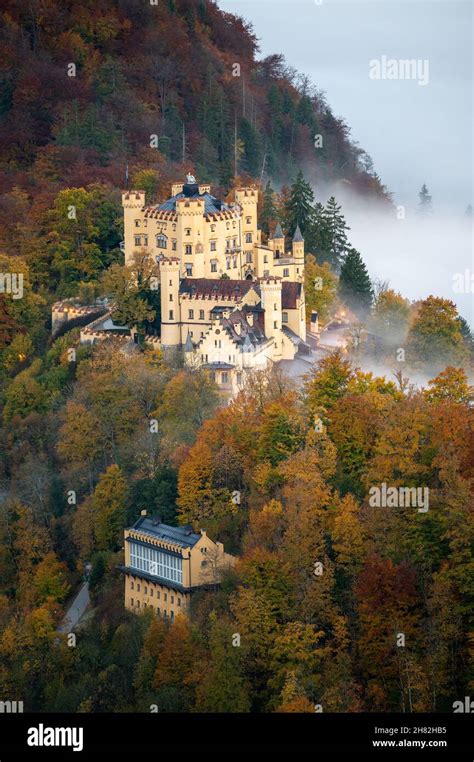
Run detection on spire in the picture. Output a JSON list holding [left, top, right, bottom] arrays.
[[273, 222, 284, 239], [184, 331, 194, 352], [293, 224, 304, 242]]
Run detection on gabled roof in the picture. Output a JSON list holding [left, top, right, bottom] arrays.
[[180, 278, 255, 301], [152, 191, 232, 216], [130, 517, 201, 548], [179, 278, 302, 309]]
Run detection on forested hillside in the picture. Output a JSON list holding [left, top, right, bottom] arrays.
[[0, 0, 387, 231]]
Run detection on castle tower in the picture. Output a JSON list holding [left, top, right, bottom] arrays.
[[235, 188, 258, 237], [176, 196, 206, 278], [260, 276, 283, 361], [272, 222, 285, 259], [160, 257, 181, 347], [292, 225, 304, 262], [122, 191, 145, 266]]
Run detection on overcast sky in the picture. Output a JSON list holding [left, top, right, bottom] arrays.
[[219, 0, 472, 212]]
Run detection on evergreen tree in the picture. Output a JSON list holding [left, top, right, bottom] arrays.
[[284, 170, 316, 239], [319, 196, 350, 270], [417, 184, 433, 216], [338, 248, 373, 317], [260, 181, 278, 237]]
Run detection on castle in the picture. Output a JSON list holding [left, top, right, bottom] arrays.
[[122, 175, 310, 394]]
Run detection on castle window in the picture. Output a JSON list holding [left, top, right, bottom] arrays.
[[177, 598, 181, 607], [170, 611, 174, 620], [157, 591, 160, 599], [143, 236, 148, 246], [199, 310, 204, 320], [211, 225, 216, 232], [171, 596, 174, 604], [232, 221, 236, 228], [245, 233, 252, 243], [185, 244, 192, 255], [221, 372, 228, 384], [274, 321, 278, 329], [226, 222, 230, 230], [169, 310, 174, 320], [156, 234, 167, 249], [144, 219, 147, 227], [172, 239, 177, 251], [186, 264, 193, 276], [296, 267, 300, 274], [246, 252, 252, 263], [282, 312, 289, 323], [135, 220, 140, 227], [185, 228, 191, 236], [283, 268, 289, 277], [226, 258, 231, 270], [137, 584, 140, 592], [169, 294, 173, 302], [150, 588, 154, 597], [129, 542, 182, 584], [134, 236, 141, 246], [188, 309, 194, 319], [144, 586, 147, 595], [211, 260, 217, 273], [137, 600, 140, 608], [210, 240, 217, 251], [233, 258, 237, 268], [130, 580, 134, 590], [264, 255, 268, 263], [130, 597, 134, 606], [164, 593, 167, 602], [274, 303, 277, 310], [169, 280, 172, 286]]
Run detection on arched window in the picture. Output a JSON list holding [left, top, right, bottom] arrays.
[[156, 234, 167, 249]]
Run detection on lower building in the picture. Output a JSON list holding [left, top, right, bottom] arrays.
[[120, 515, 236, 619]]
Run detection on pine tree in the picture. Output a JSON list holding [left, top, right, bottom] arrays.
[[284, 170, 316, 239], [338, 248, 373, 317], [260, 181, 278, 237], [319, 197, 350, 270], [417, 184, 433, 216]]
